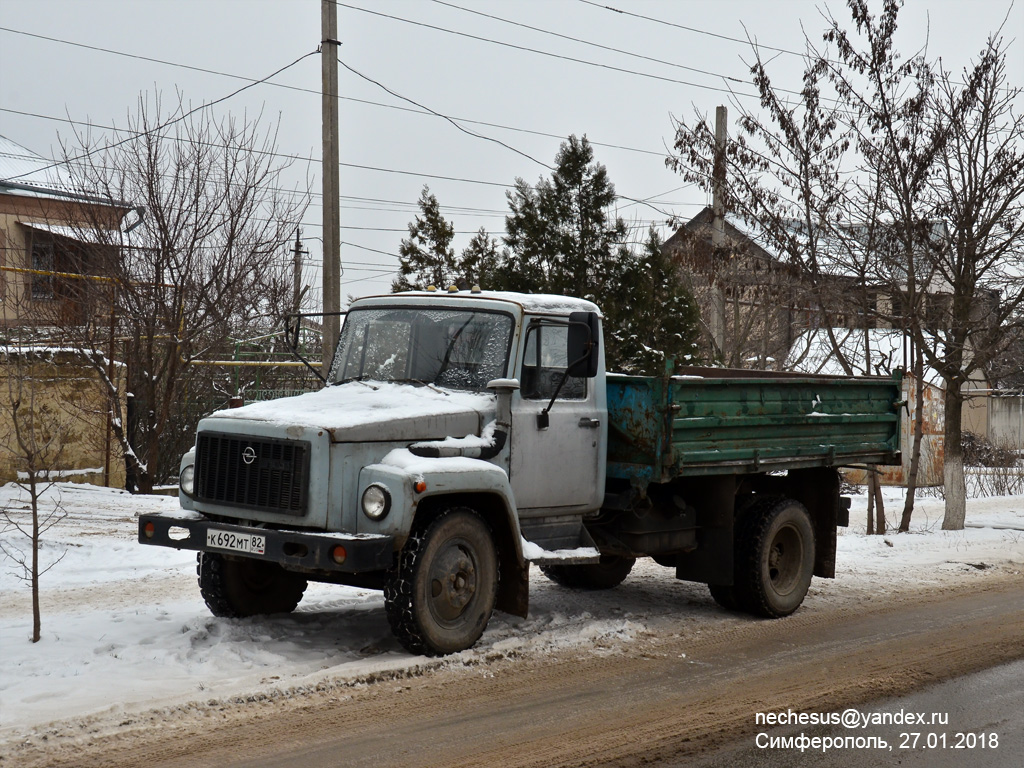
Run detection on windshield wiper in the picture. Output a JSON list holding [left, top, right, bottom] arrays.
[[406, 378, 448, 395], [435, 315, 475, 383], [335, 376, 379, 390]]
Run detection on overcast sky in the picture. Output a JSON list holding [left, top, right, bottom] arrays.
[[1, 0, 1021, 307]]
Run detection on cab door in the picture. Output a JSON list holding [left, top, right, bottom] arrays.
[[509, 318, 605, 514]]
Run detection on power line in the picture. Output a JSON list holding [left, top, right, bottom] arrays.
[[0, 25, 672, 161], [575, 0, 804, 57], [2, 49, 320, 182], [338, 58, 553, 171], [4, 102, 707, 231], [331, 1, 761, 99], [0, 24, 320, 91], [0, 105, 517, 189], [431, 0, 750, 86]]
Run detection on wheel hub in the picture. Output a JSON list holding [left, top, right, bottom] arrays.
[[768, 525, 801, 593], [429, 544, 477, 621]]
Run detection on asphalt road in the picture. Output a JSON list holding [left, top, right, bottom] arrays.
[[686, 658, 1024, 768]]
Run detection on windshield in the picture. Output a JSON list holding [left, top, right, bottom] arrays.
[[329, 306, 514, 391]]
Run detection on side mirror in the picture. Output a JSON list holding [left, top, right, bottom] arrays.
[[566, 311, 600, 378]]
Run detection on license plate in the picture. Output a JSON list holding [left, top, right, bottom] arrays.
[[207, 528, 266, 555]]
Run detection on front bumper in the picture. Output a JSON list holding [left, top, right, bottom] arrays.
[[138, 511, 394, 573]]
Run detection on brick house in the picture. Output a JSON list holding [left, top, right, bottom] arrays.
[[1, 135, 131, 329], [1, 136, 131, 486]]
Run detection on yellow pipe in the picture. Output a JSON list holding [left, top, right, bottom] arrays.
[[1, 265, 174, 288], [184, 358, 314, 368], [1, 265, 116, 284]]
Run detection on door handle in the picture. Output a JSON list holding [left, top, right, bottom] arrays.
[[578, 417, 601, 428]]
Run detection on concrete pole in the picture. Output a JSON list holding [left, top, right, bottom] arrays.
[[292, 227, 303, 316], [711, 105, 727, 360], [321, 0, 341, 375]]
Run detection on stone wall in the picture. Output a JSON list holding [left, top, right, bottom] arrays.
[[0, 349, 125, 488]]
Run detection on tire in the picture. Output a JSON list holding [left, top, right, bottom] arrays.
[[540, 555, 636, 590], [707, 496, 772, 612], [735, 498, 815, 618], [384, 509, 498, 656], [197, 552, 307, 618], [707, 583, 743, 611]]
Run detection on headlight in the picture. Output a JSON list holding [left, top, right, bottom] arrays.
[[361, 484, 391, 520], [179, 464, 195, 496]]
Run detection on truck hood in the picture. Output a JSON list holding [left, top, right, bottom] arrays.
[[209, 381, 493, 443]]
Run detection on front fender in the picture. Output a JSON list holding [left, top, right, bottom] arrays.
[[360, 450, 529, 618], [357, 450, 523, 561]]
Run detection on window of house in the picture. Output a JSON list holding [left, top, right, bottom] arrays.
[[31, 239, 55, 300]]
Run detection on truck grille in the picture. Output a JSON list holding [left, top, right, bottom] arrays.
[[194, 433, 310, 516]]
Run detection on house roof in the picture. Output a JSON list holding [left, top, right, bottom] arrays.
[[669, 205, 952, 290], [0, 135, 84, 200], [664, 205, 783, 263]]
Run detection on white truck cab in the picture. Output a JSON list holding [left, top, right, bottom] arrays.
[[142, 290, 606, 655]]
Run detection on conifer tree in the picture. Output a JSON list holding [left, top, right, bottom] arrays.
[[500, 135, 630, 302], [393, 139, 703, 373], [458, 228, 501, 290], [392, 187, 457, 291], [393, 190, 502, 291], [609, 228, 702, 373]]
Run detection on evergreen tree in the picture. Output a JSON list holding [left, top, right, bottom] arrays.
[[392, 186, 457, 291], [393, 140, 703, 374], [394, 189, 502, 291], [499, 135, 630, 302], [458, 227, 501, 290], [610, 228, 702, 374]]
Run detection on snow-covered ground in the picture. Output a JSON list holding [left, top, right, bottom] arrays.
[[1, 482, 1022, 741]]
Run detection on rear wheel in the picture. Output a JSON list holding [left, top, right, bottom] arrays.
[[735, 498, 815, 617], [540, 555, 636, 590], [384, 509, 498, 656], [197, 552, 307, 618], [707, 583, 743, 612]]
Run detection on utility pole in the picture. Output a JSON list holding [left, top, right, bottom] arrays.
[[292, 227, 305, 316], [710, 105, 728, 360], [321, 0, 341, 375]]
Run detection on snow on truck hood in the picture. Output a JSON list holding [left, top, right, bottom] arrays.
[[209, 381, 493, 442]]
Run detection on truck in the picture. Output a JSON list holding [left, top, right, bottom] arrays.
[[138, 289, 902, 656]]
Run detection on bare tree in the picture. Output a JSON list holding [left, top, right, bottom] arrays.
[[41, 93, 310, 491], [924, 41, 1024, 529], [0, 342, 73, 643], [668, 0, 1023, 531]]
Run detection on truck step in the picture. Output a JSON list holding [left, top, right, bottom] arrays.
[[521, 538, 601, 564]]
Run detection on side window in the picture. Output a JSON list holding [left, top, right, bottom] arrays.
[[521, 322, 586, 400]]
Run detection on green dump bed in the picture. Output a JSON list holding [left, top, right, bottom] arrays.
[[606, 366, 902, 485]]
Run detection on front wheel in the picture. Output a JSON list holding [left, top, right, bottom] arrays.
[[735, 498, 815, 618], [197, 552, 307, 618], [384, 509, 498, 656]]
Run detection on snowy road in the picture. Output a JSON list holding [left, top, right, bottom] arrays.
[[2, 483, 1023, 767], [14, 573, 1024, 768]]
